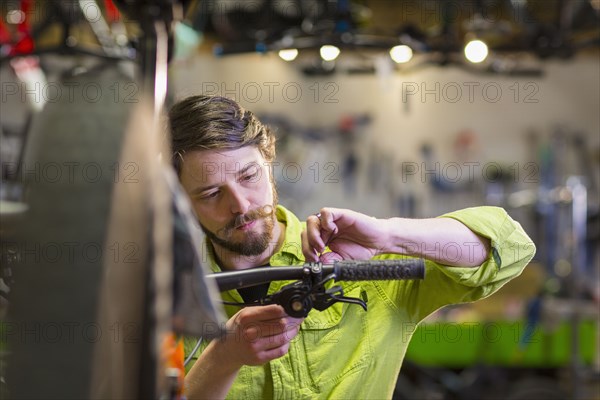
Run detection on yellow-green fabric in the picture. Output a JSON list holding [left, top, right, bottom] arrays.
[[184, 205, 535, 399]]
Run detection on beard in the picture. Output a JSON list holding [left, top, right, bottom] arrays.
[[201, 189, 279, 257]]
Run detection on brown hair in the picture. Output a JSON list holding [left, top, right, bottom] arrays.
[[168, 95, 276, 175]]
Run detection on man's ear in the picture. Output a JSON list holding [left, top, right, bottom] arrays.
[[173, 151, 185, 179]]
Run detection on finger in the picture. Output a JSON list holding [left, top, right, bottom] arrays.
[[245, 314, 304, 343], [318, 208, 342, 233], [242, 313, 302, 340], [242, 319, 288, 341], [245, 327, 299, 366], [316, 209, 340, 248], [260, 315, 303, 336], [256, 341, 291, 363], [258, 315, 301, 330], [320, 225, 338, 250], [247, 330, 286, 351], [285, 316, 304, 328], [305, 214, 326, 252], [258, 324, 300, 350], [279, 317, 303, 336], [236, 304, 287, 326], [320, 251, 343, 264], [302, 229, 319, 262]]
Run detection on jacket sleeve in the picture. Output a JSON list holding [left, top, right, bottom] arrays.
[[374, 206, 536, 323]]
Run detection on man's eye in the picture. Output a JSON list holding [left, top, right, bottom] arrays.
[[242, 172, 258, 182], [199, 191, 219, 200]]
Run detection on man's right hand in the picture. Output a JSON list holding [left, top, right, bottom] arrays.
[[212, 304, 303, 368], [185, 299, 303, 398]]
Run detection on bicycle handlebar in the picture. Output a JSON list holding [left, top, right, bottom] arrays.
[[207, 259, 425, 292]]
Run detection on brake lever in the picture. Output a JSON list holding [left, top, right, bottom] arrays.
[[312, 285, 367, 312], [223, 263, 369, 318], [327, 294, 368, 311]]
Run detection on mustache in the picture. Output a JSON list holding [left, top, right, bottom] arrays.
[[219, 205, 275, 235]]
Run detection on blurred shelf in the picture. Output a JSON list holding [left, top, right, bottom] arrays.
[[405, 319, 598, 368]]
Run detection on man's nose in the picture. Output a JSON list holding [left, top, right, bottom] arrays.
[[228, 186, 251, 214]]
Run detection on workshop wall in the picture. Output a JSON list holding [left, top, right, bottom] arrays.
[[170, 53, 599, 219]]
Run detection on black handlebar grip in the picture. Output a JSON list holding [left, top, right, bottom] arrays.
[[333, 259, 425, 281]]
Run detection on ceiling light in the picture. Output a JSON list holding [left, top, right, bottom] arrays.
[[7, 10, 25, 24], [464, 40, 489, 63], [389, 45, 413, 63], [320, 45, 340, 61], [278, 48, 298, 61]]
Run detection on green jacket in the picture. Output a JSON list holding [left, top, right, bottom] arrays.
[[185, 205, 536, 399]]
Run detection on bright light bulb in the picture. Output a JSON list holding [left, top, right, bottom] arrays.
[[389, 45, 413, 63], [320, 45, 340, 61], [7, 10, 25, 24], [464, 40, 489, 63], [278, 48, 298, 61]]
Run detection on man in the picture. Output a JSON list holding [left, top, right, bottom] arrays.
[[169, 95, 536, 399]]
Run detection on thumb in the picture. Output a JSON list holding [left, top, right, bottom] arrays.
[[319, 252, 342, 264]]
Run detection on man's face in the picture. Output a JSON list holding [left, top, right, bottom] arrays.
[[179, 146, 277, 256]]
